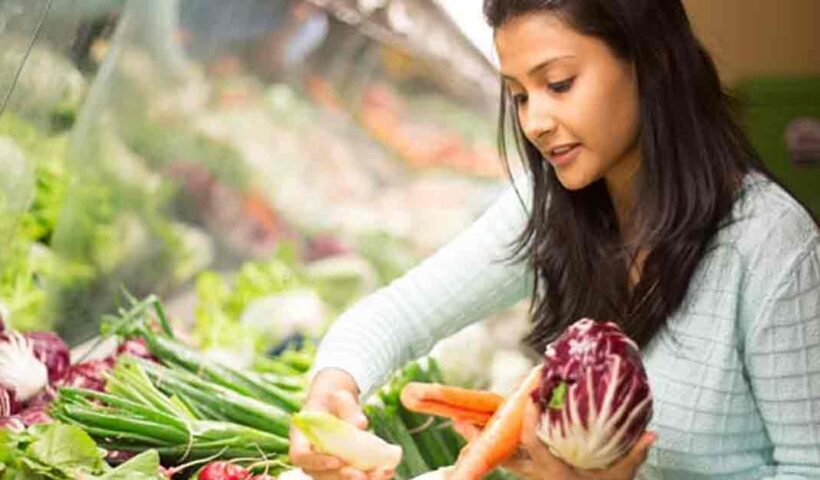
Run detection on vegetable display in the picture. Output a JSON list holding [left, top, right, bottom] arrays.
[[0, 423, 164, 479], [448, 367, 542, 480], [0, 332, 48, 403]]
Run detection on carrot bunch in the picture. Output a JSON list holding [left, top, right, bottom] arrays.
[[400, 367, 542, 480]]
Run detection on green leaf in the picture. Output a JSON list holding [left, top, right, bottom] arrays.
[[95, 450, 162, 480], [548, 382, 568, 411], [27, 423, 106, 473]]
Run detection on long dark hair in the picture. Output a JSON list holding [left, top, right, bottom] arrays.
[[484, 0, 769, 354]]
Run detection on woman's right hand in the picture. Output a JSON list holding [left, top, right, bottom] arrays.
[[289, 368, 393, 480]]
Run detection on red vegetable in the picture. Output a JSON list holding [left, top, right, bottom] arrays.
[[25, 386, 57, 408], [1, 385, 19, 416], [26, 332, 71, 383], [18, 405, 52, 426], [198, 461, 251, 480], [533, 318, 653, 469], [61, 358, 116, 391], [0, 415, 24, 432], [117, 338, 156, 361]]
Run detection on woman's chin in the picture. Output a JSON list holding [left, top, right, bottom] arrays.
[[554, 168, 597, 191]]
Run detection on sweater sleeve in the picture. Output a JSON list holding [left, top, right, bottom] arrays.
[[743, 226, 820, 479], [311, 181, 535, 400]]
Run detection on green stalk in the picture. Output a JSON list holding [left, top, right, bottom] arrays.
[[59, 387, 187, 429], [139, 359, 291, 436], [53, 404, 188, 444], [365, 404, 429, 478], [143, 334, 302, 412], [106, 356, 189, 418]]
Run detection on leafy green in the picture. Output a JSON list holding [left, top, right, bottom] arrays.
[[27, 423, 107, 473], [97, 451, 162, 480], [0, 114, 66, 331], [0, 423, 164, 480], [193, 244, 303, 352]]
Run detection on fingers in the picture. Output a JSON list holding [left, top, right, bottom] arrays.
[[289, 427, 344, 471], [330, 390, 368, 430], [501, 448, 535, 479], [588, 431, 656, 480], [622, 431, 656, 467], [303, 466, 393, 480], [519, 399, 566, 472], [520, 398, 542, 451], [291, 371, 370, 479]]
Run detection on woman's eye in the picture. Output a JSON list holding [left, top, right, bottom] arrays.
[[548, 77, 575, 94], [512, 93, 528, 106]]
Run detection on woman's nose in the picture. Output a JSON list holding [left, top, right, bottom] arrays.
[[523, 101, 558, 145]]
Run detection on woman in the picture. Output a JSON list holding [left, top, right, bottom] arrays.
[[290, 1, 820, 478]]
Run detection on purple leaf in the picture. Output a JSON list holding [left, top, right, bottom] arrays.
[[533, 318, 653, 470], [60, 358, 116, 392], [1, 385, 19, 416], [26, 332, 71, 384]]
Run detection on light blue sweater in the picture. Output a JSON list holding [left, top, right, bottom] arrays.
[[313, 173, 820, 479]]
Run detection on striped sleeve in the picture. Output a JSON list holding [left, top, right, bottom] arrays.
[[311, 182, 534, 399]]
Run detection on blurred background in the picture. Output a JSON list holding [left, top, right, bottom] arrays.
[[0, 0, 817, 385]]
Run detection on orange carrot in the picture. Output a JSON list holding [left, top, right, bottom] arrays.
[[448, 366, 543, 480], [405, 402, 493, 427], [400, 383, 504, 426]]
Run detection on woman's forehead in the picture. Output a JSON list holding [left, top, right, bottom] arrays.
[[495, 12, 589, 79]]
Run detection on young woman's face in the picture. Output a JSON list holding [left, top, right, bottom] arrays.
[[496, 11, 642, 191]]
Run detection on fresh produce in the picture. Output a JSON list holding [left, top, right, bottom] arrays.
[[197, 461, 252, 480], [52, 357, 290, 462], [0, 36, 86, 132], [0, 422, 164, 479], [446, 319, 653, 478], [292, 411, 403, 471], [449, 367, 542, 480], [135, 357, 292, 437], [26, 331, 71, 383], [194, 459, 282, 480], [400, 383, 503, 427], [47, 296, 301, 463], [533, 319, 653, 470], [1, 386, 18, 417], [0, 331, 49, 402]]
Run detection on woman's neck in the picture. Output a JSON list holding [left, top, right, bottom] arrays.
[[605, 146, 644, 289], [605, 148, 642, 236]]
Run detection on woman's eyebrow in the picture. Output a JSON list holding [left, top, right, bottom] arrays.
[[501, 55, 576, 82]]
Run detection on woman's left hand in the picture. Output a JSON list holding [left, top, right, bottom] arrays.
[[515, 400, 656, 480]]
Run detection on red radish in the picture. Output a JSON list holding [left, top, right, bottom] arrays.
[[198, 461, 251, 480]]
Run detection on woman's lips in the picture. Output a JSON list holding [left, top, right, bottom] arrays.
[[547, 144, 581, 167]]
